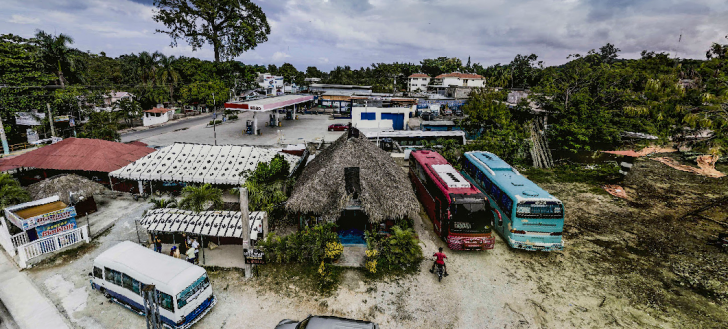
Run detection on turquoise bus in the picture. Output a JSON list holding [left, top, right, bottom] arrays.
[[461, 151, 564, 251]]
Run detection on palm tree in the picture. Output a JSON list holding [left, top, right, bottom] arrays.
[[150, 198, 177, 209], [156, 54, 180, 104], [0, 174, 30, 210], [34, 30, 76, 87], [178, 184, 223, 212]]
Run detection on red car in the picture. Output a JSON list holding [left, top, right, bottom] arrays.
[[328, 123, 349, 131]]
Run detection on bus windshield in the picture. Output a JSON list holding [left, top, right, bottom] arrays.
[[450, 203, 492, 234], [516, 201, 563, 218], [177, 273, 210, 309]]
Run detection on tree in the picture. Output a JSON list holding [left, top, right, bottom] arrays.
[[420, 57, 462, 77], [278, 63, 299, 83], [178, 184, 223, 212], [156, 54, 180, 103], [115, 97, 143, 128], [153, 0, 271, 62], [78, 111, 121, 141], [179, 80, 228, 109], [241, 154, 290, 214], [599, 43, 621, 64], [0, 173, 30, 210], [33, 30, 78, 87]]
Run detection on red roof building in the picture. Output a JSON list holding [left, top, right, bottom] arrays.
[[408, 73, 430, 78], [0, 138, 155, 173], [145, 108, 175, 114]]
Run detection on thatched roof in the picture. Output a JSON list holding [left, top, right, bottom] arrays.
[[26, 174, 109, 204], [286, 132, 419, 223]]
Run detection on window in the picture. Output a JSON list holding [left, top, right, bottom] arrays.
[[113, 271, 122, 286], [155, 113, 161, 117], [158, 291, 174, 311], [93, 267, 103, 279], [177, 274, 210, 309], [122, 274, 134, 291], [360, 112, 375, 120], [104, 267, 114, 283], [132, 279, 141, 295]]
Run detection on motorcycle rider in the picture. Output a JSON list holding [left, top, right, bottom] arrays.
[[430, 247, 449, 276]]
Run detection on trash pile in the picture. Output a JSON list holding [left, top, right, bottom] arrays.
[[26, 174, 109, 204]]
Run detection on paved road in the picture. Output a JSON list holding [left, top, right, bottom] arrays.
[[0, 297, 20, 329], [120, 114, 213, 143]]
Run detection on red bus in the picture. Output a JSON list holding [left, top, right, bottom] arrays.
[[409, 150, 495, 250]]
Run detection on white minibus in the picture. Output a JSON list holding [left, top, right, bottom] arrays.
[[90, 241, 216, 328]]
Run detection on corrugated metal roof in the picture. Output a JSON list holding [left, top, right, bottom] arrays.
[[0, 138, 155, 173], [140, 208, 265, 239]]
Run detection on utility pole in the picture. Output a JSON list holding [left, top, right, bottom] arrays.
[[240, 187, 252, 279], [212, 92, 217, 146], [47, 103, 56, 137], [142, 285, 162, 329]]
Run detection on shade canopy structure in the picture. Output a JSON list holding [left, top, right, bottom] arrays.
[[286, 132, 419, 223], [109, 143, 300, 185], [140, 208, 265, 240], [224, 95, 314, 112], [0, 138, 154, 173]]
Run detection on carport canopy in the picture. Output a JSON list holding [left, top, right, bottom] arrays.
[[140, 208, 266, 240]]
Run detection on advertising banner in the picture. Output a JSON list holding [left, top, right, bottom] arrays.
[[20, 207, 77, 231], [244, 249, 265, 264], [15, 112, 45, 126], [35, 218, 77, 238]]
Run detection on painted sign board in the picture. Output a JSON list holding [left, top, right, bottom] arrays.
[[19, 207, 77, 231], [15, 112, 46, 126], [244, 249, 265, 264], [35, 218, 77, 238]]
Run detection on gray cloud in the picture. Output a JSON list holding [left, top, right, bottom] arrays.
[[1, 0, 727, 70]]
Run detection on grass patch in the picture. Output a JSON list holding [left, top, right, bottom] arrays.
[[520, 162, 621, 186], [255, 263, 343, 296]]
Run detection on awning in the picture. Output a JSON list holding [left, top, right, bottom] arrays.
[[109, 143, 301, 185], [224, 95, 314, 111], [140, 208, 266, 240]]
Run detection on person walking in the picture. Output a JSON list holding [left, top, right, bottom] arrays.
[[191, 238, 200, 264], [154, 235, 162, 253], [186, 246, 196, 264]]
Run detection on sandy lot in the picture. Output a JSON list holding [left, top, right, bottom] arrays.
[[23, 156, 728, 328]]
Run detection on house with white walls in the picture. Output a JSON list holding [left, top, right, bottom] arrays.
[[408, 73, 431, 92], [430, 72, 486, 98], [143, 108, 175, 126], [352, 106, 416, 130]]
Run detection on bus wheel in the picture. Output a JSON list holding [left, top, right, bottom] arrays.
[[100, 288, 110, 299]]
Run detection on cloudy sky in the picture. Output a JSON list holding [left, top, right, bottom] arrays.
[[2, 0, 727, 70]]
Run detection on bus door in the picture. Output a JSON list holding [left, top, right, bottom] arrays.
[[434, 199, 443, 236]]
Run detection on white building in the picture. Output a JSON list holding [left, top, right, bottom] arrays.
[[143, 108, 175, 127], [257, 73, 285, 96], [308, 84, 373, 95], [408, 74, 431, 92], [352, 106, 416, 131], [433, 72, 485, 88], [93, 91, 135, 112]]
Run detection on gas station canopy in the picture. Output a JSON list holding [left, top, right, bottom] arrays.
[[224, 95, 314, 112]]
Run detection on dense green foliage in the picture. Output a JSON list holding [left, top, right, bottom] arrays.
[[258, 223, 340, 264], [365, 226, 423, 276], [0, 173, 30, 210], [178, 184, 223, 212]]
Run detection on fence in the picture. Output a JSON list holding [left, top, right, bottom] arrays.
[[17, 225, 89, 268], [11, 231, 28, 249], [0, 217, 15, 257]]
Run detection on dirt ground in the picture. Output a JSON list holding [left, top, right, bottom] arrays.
[[22, 154, 728, 328]]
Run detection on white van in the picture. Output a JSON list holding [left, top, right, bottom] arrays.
[[90, 241, 216, 328]]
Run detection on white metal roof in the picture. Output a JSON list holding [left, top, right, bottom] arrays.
[[109, 143, 300, 185], [139, 209, 265, 239], [431, 164, 471, 188], [93, 241, 207, 293], [224, 94, 314, 112]]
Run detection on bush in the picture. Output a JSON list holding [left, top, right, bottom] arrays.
[[208, 120, 222, 125], [365, 226, 423, 275], [228, 114, 239, 120], [258, 223, 340, 264], [521, 162, 621, 185]]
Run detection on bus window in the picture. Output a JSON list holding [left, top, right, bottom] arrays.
[[104, 267, 114, 283], [132, 279, 141, 295], [158, 291, 174, 311], [93, 267, 103, 279], [177, 274, 211, 309], [122, 274, 134, 291]]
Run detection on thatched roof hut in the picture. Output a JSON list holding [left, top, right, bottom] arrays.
[[286, 132, 419, 223], [26, 174, 108, 204]]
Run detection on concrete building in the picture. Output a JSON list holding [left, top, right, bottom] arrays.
[[143, 108, 175, 126], [428, 72, 486, 98], [408, 74, 431, 92], [352, 106, 416, 130], [257, 73, 285, 95]]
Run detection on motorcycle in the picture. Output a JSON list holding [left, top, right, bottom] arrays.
[[430, 259, 446, 282]]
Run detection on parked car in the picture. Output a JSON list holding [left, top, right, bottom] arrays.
[[421, 111, 435, 121], [454, 108, 463, 116], [276, 315, 379, 329], [441, 108, 453, 116], [328, 123, 350, 131]]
